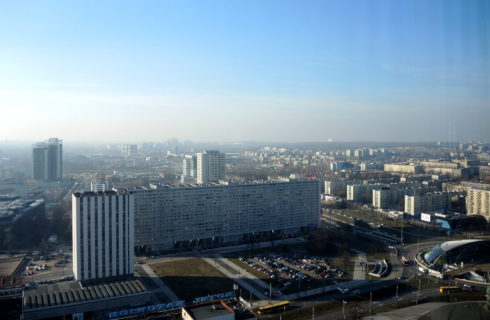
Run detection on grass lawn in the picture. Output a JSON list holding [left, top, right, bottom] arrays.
[[150, 258, 235, 301]]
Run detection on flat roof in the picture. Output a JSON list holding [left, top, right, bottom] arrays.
[[23, 279, 147, 310], [184, 303, 233, 320]]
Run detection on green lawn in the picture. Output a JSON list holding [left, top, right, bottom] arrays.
[[150, 258, 235, 301]]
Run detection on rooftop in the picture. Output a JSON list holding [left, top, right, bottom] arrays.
[[184, 301, 234, 320], [23, 279, 147, 310]]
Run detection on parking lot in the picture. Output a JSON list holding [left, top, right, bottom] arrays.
[[24, 248, 74, 287], [232, 252, 349, 294]]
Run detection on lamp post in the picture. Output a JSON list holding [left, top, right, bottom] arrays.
[[343, 300, 347, 319]]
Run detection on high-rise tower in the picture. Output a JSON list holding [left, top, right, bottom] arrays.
[[197, 150, 225, 184], [32, 138, 63, 181], [72, 190, 135, 282]]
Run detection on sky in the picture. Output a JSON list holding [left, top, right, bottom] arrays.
[[0, 0, 489, 143]]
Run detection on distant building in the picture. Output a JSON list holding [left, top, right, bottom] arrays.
[[360, 162, 380, 171], [325, 178, 357, 196], [404, 192, 455, 216], [121, 144, 138, 157], [32, 138, 62, 181], [466, 187, 490, 222], [197, 150, 226, 184], [347, 183, 380, 202], [32, 143, 48, 181], [90, 181, 107, 192], [0, 198, 45, 225], [181, 155, 197, 183], [372, 183, 435, 210], [72, 190, 134, 282], [330, 161, 353, 171], [384, 163, 423, 174]]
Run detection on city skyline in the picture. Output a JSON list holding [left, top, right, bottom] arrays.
[[1, 1, 489, 143]]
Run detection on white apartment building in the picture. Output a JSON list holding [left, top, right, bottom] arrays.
[[72, 190, 135, 282], [132, 179, 320, 252], [372, 183, 436, 209], [347, 183, 380, 202], [182, 155, 196, 177], [404, 192, 454, 216], [384, 163, 423, 174], [466, 188, 490, 222], [325, 178, 357, 196], [197, 150, 225, 184]]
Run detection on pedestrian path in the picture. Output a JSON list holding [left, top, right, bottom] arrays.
[[140, 263, 179, 301], [353, 253, 368, 280], [200, 255, 268, 300]]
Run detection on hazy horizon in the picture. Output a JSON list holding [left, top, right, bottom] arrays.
[[1, 1, 489, 143]]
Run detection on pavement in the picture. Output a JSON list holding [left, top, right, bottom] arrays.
[[139, 263, 179, 301], [200, 255, 269, 300], [353, 253, 368, 280]]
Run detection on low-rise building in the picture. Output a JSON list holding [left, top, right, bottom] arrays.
[[23, 280, 150, 320]]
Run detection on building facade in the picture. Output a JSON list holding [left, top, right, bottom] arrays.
[[372, 182, 435, 209], [466, 187, 490, 222], [181, 155, 197, 183], [404, 192, 454, 216], [32, 138, 63, 181], [347, 183, 380, 202], [325, 178, 358, 196], [132, 179, 320, 252], [384, 163, 423, 174], [72, 191, 135, 282], [197, 150, 226, 184]]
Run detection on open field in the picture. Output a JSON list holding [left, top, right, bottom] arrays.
[[150, 257, 235, 301]]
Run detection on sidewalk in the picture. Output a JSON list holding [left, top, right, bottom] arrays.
[[353, 253, 368, 280], [201, 255, 268, 300], [140, 263, 179, 301]]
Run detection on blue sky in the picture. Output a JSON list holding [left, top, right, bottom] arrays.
[[0, 0, 488, 142]]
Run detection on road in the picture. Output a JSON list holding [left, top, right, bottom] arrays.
[[312, 287, 440, 320]]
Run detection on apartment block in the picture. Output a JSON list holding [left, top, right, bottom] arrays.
[[466, 187, 490, 222], [404, 192, 455, 216], [324, 178, 356, 196], [197, 150, 226, 184], [132, 179, 320, 252], [384, 163, 423, 174]]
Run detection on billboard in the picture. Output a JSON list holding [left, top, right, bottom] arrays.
[[421, 213, 431, 222]]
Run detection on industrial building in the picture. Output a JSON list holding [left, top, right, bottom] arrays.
[[23, 279, 150, 320]]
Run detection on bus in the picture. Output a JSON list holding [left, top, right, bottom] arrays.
[[439, 286, 461, 294], [257, 301, 291, 314]]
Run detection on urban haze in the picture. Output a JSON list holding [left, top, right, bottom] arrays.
[[0, 2, 490, 320]]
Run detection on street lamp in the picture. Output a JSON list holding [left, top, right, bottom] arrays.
[[343, 300, 347, 319]]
